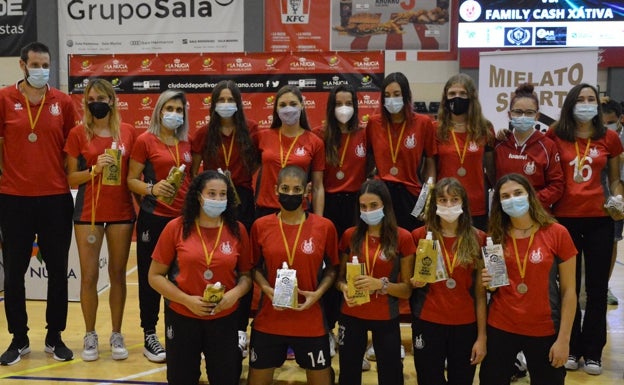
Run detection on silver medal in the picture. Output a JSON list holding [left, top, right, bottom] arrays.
[[204, 269, 213, 280], [573, 173, 584, 183], [336, 170, 345, 180], [446, 278, 456, 289], [517, 282, 528, 294], [457, 167, 466, 177], [87, 234, 97, 244], [28, 132, 38, 142], [390, 166, 399, 176]]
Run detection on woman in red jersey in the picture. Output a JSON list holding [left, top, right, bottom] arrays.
[[254, 85, 325, 217], [127, 89, 193, 363], [248, 166, 339, 385], [367, 72, 436, 231], [434, 73, 494, 230], [479, 173, 576, 385], [494, 83, 564, 211], [65, 79, 136, 362], [410, 177, 487, 385], [149, 170, 252, 385], [546, 83, 624, 375], [336, 179, 415, 385]]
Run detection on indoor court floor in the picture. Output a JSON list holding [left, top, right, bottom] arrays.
[[1, 243, 623, 384]]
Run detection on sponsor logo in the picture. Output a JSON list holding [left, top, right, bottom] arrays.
[[459, 0, 482, 22], [165, 58, 190, 72], [535, 27, 567, 46], [133, 80, 161, 91], [505, 27, 532, 46], [288, 78, 316, 89], [225, 57, 253, 72], [279, 0, 310, 24], [103, 59, 128, 72], [322, 76, 349, 89], [289, 57, 316, 70]]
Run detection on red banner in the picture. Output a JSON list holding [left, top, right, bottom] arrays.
[[68, 52, 385, 135]]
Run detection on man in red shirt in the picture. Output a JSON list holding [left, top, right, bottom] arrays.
[[0, 42, 79, 365]]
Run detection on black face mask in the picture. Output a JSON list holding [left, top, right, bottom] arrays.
[[445, 97, 470, 115], [88, 101, 111, 119], [278, 193, 303, 211]]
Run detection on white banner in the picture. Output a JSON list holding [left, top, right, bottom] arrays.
[[478, 48, 598, 132], [57, 0, 244, 89]]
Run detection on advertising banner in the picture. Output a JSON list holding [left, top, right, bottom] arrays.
[[0, 0, 37, 57], [478, 48, 598, 132], [58, 0, 244, 89], [67, 51, 385, 134], [265, 0, 452, 53]]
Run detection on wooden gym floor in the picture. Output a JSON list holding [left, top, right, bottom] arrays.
[[0, 242, 623, 385]]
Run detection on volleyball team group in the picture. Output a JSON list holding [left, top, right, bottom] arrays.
[[1, 42, 623, 385]]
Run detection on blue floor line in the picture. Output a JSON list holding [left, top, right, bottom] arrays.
[[7, 376, 166, 384]]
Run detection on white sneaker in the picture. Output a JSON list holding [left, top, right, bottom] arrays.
[[564, 355, 579, 370], [110, 332, 128, 360], [143, 333, 166, 363], [81, 331, 99, 362], [238, 331, 248, 358], [362, 357, 371, 371], [329, 333, 337, 357], [584, 359, 602, 375], [365, 344, 376, 361]]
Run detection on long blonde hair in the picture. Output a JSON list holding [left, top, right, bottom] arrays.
[[82, 79, 121, 142]]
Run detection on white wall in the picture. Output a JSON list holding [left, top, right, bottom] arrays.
[[0, 57, 23, 88]]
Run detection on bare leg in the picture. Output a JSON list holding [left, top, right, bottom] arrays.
[[306, 368, 332, 385], [247, 367, 276, 385], [105, 223, 134, 332], [75, 224, 106, 332]]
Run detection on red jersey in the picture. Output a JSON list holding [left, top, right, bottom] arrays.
[[251, 213, 339, 337], [152, 217, 252, 320], [410, 226, 486, 325], [487, 223, 576, 336], [495, 130, 564, 209], [367, 114, 436, 196], [339, 226, 416, 321], [436, 129, 492, 216], [64, 122, 136, 222], [313, 126, 368, 193], [0, 82, 79, 196], [253, 129, 325, 209], [191, 119, 258, 189], [547, 129, 623, 217], [131, 131, 192, 217]]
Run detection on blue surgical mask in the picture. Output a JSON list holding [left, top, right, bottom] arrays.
[[573, 104, 598, 123], [26, 67, 50, 89], [278, 105, 302, 126], [501, 195, 530, 218], [202, 198, 227, 218], [162, 112, 184, 130], [384, 97, 404, 114], [511, 116, 536, 133], [360, 207, 385, 226], [215, 102, 238, 118]]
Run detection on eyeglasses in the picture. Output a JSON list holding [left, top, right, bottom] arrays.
[[510, 109, 538, 118]]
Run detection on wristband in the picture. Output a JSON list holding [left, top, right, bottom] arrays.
[[379, 277, 389, 295], [146, 182, 154, 196]]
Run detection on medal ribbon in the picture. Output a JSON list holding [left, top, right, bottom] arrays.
[[338, 133, 351, 169], [90, 170, 103, 236], [364, 232, 382, 276], [511, 229, 536, 283], [165, 139, 180, 167], [279, 130, 302, 169], [440, 236, 461, 277], [278, 213, 306, 266], [386, 121, 406, 169], [450, 130, 468, 168], [574, 138, 591, 178], [195, 219, 224, 274], [221, 130, 236, 168], [24, 92, 46, 138]]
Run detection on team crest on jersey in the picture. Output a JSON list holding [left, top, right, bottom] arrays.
[[529, 247, 543, 264], [589, 147, 599, 158], [141, 230, 150, 243], [183, 151, 192, 163], [355, 143, 366, 158], [166, 325, 174, 340], [414, 334, 425, 350], [294, 146, 307, 157], [301, 237, 315, 254], [14, 102, 23, 111], [523, 161, 536, 175], [404, 133, 416, 149], [220, 241, 233, 255], [119, 143, 127, 156], [468, 141, 479, 152], [49, 102, 61, 116]]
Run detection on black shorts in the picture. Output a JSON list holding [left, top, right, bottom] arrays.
[[249, 329, 331, 370], [74, 219, 136, 226]]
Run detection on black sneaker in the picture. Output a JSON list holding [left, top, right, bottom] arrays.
[[143, 333, 166, 363], [44, 338, 74, 361], [0, 336, 31, 366]]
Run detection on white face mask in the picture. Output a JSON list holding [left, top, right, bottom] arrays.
[[26, 67, 50, 89], [573, 104, 598, 123], [436, 204, 463, 223], [335, 105, 354, 124]]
